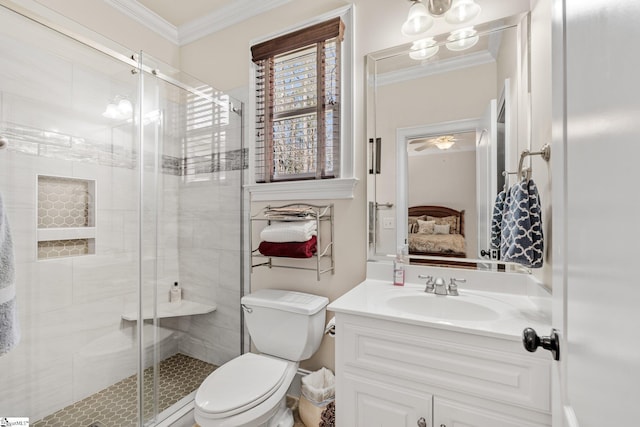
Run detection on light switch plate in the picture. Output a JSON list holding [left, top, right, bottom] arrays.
[[382, 217, 394, 229]]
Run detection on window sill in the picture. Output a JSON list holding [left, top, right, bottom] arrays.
[[245, 177, 358, 201]]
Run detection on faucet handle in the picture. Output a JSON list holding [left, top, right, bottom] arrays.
[[448, 278, 466, 296], [418, 275, 434, 293]]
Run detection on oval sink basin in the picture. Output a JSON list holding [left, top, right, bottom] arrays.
[[386, 294, 501, 321]]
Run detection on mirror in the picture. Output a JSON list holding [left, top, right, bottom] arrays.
[[367, 14, 531, 270]]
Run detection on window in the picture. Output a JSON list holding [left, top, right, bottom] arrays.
[[251, 17, 344, 183]]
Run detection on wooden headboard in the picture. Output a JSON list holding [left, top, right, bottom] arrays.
[[408, 205, 465, 236]]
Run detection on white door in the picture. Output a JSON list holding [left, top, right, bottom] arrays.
[[550, 1, 640, 426], [476, 99, 497, 258]]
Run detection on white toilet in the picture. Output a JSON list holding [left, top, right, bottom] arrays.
[[194, 289, 329, 427]]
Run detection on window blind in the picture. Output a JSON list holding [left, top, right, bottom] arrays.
[[253, 18, 343, 183], [183, 87, 230, 181]]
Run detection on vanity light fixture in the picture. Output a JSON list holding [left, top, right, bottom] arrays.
[[402, 0, 480, 37], [102, 97, 133, 120], [445, 27, 479, 51], [409, 37, 439, 60], [445, 0, 481, 25]]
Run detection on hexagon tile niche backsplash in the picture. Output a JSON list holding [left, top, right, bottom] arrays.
[[37, 175, 95, 260]]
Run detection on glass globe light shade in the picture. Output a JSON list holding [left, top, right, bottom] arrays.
[[402, 2, 434, 36], [102, 103, 119, 119], [446, 27, 479, 51], [409, 38, 439, 60], [445, 0, 481, 25], [117, 99, 133, 115]]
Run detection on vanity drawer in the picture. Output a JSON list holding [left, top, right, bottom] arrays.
[[340, 319, 550, 412]]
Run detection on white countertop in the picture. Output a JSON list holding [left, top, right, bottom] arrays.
[[328, 279, 551, 341]]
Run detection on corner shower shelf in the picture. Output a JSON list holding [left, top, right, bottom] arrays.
[[250, 203, 335, 281], [121, 300, 217, 321]]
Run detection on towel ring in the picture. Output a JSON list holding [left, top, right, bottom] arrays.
[[502, 170, 519, 191]]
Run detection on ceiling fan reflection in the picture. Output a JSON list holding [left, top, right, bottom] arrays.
[[409, 135, 457, 151]]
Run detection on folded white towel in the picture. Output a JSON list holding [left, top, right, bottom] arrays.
[[260, 220, 317, 243], [0, 193, 19, 356]]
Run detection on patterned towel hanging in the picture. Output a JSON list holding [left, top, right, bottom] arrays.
[[500, 179, 544, 268], [490, 189, 507, 258]]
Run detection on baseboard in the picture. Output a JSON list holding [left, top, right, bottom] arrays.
[[287, 368, 312, 398]]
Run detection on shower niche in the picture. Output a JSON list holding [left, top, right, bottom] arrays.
[[37, 175, 96, 260]]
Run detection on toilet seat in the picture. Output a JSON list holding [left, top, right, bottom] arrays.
[[195, 353, 292, 418]]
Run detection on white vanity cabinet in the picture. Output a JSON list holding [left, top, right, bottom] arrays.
[[334, 313, 551, 427]]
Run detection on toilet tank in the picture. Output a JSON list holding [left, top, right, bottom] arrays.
[[241, 290, 329, 361]]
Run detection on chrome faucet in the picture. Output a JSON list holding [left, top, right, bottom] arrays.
[[448, 278, 466, 296], [433, 277, 447, 295], [418, 274, 434, 293], [418, 275, 465, 296]]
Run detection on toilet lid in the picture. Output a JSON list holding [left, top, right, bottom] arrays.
[[195, 353, 290, 417]]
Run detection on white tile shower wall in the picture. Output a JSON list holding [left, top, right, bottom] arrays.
[[0, 150, 168, 420], [176, 168, 242, 367]]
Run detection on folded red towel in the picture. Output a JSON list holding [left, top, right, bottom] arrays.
[[258, 235, 317, 258]]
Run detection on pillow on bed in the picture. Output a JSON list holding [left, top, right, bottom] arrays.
[[427, 215, 459, 234], [408, 215, 426, 233], [417, 219, 436, 234], [433, 224, 450, 235]]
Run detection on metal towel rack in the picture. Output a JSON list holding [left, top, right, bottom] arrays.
[[517, 144, 551, 181], [502, 170, 522, 191]]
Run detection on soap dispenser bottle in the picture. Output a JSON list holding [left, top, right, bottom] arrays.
[[170, 281, 182, 303], [393, 245, 407, 286]]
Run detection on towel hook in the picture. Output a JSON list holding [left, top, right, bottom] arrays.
[[0, 135, 8, 150], [517, 144, 551, 181]]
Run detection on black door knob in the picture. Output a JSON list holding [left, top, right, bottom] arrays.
[[522, 327, 560, 361]]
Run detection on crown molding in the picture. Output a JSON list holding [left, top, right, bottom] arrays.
[[104, 0, 179, 44], [375, 50, 496, 87], [104, 0, 293, 46], [179, 0, 293, 45]]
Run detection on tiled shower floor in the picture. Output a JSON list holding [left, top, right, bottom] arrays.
[[33, 353, 217, 427]]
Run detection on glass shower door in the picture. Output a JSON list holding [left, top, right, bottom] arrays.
[[0, 4, 143, 425], [137, 52, 245, 425]]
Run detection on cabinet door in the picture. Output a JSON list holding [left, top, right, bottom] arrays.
[[340, 373, 432, 427], [434, 398, 549, 427]]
